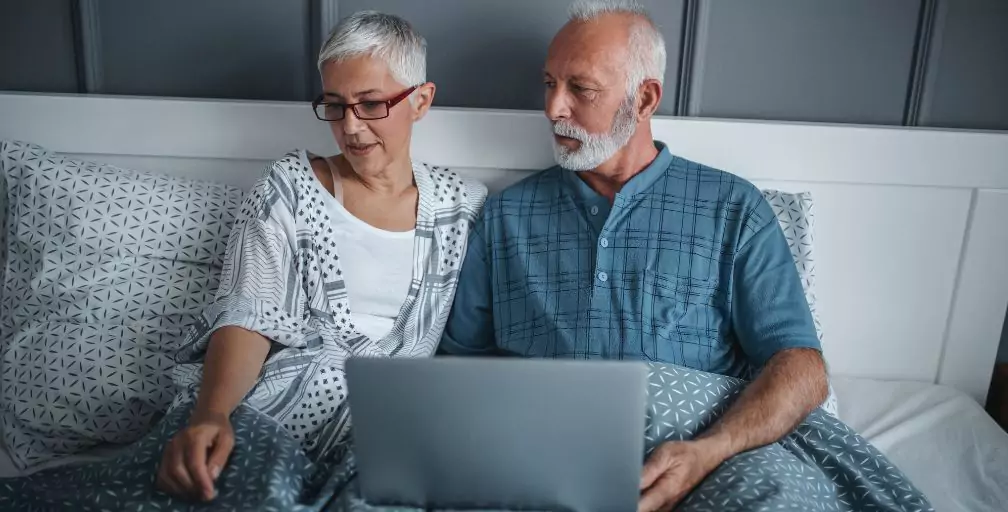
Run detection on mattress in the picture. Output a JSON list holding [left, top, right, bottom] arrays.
[[833, 376, 1008, 512], [3, 378, 1006, 512]]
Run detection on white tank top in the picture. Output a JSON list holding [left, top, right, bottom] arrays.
[[317, 156, 414, 341]]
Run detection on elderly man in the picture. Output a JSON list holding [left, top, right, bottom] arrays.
[[440, 1, 828, 510]]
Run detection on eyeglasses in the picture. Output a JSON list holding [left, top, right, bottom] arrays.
[[312, 85, 419, 121]]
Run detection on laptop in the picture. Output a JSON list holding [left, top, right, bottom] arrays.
[[346, 357, 648, 512]]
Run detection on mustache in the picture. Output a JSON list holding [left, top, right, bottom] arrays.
[[552, 120, 588, 142]]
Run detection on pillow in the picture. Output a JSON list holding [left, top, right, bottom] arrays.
[[0, 140, 244, 470], [761, 189, 839, 418], [0, 166, 6, 303]]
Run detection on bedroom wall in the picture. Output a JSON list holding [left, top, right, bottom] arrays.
[[2, 0, 1008, 361]]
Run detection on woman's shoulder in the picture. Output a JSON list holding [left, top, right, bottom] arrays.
[[241, 150, 322, 212], [262, 149, 315, 181], [415, 161, 488, 212], [250, 149, 325, 195]]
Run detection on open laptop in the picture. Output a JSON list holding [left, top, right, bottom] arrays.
[[346, 357, 648, 512]]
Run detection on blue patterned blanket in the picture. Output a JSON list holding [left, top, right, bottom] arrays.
[[0, 364, 932, 511]]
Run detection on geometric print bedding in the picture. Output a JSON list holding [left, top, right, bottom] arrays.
[[0, 139, 244, 470], [0, 137, 838, 472], [0, 363, 932, 511], [761, 189, 839, 418], [639, 365, 928, 512]]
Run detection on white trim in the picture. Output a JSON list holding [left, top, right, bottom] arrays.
[[939, 189, 1008, 402], [2, 92, 1007, 188], [2, 92, 1007, 404]]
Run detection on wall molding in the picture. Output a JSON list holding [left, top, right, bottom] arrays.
[[675, 0, 699, 116], [318, 0, 340, 47], [306, 0, 340, 100], [74, 0, 103, 94], [903, 0, 938, 126], [683, 0, 711, 117]]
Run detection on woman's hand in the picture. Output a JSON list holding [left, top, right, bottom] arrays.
[[156, 411, 235, 502]]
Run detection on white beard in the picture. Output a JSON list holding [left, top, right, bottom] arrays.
[[551, 95, 638, 172]]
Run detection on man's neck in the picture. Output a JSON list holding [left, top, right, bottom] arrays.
[[577, 135, 659, 203]]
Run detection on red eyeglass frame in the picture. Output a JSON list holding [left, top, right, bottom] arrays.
[[312, 85, 420, 121]]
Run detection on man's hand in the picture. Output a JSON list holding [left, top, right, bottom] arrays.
[[638, 439, 725, 512], [637, 348, 827, 511]]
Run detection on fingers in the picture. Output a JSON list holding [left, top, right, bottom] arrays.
[[156, 429, 228, 503], [186, 434, 215, 502], [640, 446, 670, 490], [638, 472, 682, 512], [158, 438, 198, 500], [156, 457, 185, 498], [206, 428, 235, 483]]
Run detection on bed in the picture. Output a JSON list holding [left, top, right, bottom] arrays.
[[1, 91, 1007, 510]]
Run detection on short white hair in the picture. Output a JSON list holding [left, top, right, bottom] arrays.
[[317, 11, 426, 87], [568, 0, 667, 95]]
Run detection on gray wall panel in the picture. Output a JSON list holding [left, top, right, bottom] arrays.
[[919, 1, 1008, 131], [0, 1, 79, 93], [96, 0, 311, 101], [338, 0, 684, 114], [688, 0, 921, 125]]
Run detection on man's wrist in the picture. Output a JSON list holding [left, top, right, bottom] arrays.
[[693, 429, 736, 468]]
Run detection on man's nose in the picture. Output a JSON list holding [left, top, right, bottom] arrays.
[[545, 88, 572, 122]]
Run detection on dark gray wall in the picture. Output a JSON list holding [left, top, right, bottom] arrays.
[[340, 0, 684, 113], [4, 0, 1007, 130], [95, 0, 313, 101], [1000, 311, 1008, 363], [688, 0, 921, 125], [919, 1, 1008, 130], [0, 1, 80, 93], [2, 0, 1008, 360]]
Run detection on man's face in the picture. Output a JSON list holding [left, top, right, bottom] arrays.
[[544, 18, 639, 171]]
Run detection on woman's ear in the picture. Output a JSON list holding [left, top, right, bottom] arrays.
[[636, 79, 663, 120], [412, 82, 437, 121]]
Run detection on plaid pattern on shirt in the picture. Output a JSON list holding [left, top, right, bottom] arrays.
[[441, 142, 820, 378]]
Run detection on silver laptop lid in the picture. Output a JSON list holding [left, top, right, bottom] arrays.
[[347, 357, 648, 512]]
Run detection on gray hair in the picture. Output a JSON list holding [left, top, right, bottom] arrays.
[[568, 0, 667, 95], [317, 11, 426, 87]]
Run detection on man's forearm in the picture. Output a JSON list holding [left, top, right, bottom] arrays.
[[695, 348, 828, 464]]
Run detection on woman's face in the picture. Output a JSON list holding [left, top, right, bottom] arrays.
[[319, 56, 434, 176]]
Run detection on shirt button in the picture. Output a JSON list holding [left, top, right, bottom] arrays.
[[597, 271, 608, 282], [589, 206, 599, 216], [599, 237, 609, 248]]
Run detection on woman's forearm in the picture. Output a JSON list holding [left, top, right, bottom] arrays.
[[190, 326, 272, 420]]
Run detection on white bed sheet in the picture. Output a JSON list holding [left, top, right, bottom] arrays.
[[2, 377, 1006, 512], [834, 376, 1008, 512]]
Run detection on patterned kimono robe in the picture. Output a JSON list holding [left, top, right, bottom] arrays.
[[173, 150, 487, 458]]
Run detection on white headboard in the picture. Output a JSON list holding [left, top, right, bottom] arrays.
[[2, 91, 1007, 404]]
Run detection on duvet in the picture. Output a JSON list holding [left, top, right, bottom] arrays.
[[0, 363, 932, 512]]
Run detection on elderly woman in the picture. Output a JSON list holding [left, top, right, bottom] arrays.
[[153, 10, 486, 503], [0, 10, 484, 511]]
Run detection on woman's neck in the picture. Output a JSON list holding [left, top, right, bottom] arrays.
[[336, 154, 415, 196]]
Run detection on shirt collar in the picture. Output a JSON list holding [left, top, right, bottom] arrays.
[[561, 141, 674, 204]]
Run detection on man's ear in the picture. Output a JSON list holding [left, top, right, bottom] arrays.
[[636, 79, 663, 120], [412, 82, 436, 121]]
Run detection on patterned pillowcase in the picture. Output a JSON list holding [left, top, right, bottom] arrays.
[[761, 189, 839, 418], [0, 140, 244, 470]]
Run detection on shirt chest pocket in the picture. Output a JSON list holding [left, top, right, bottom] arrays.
[[639, 271, 719, 349]]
